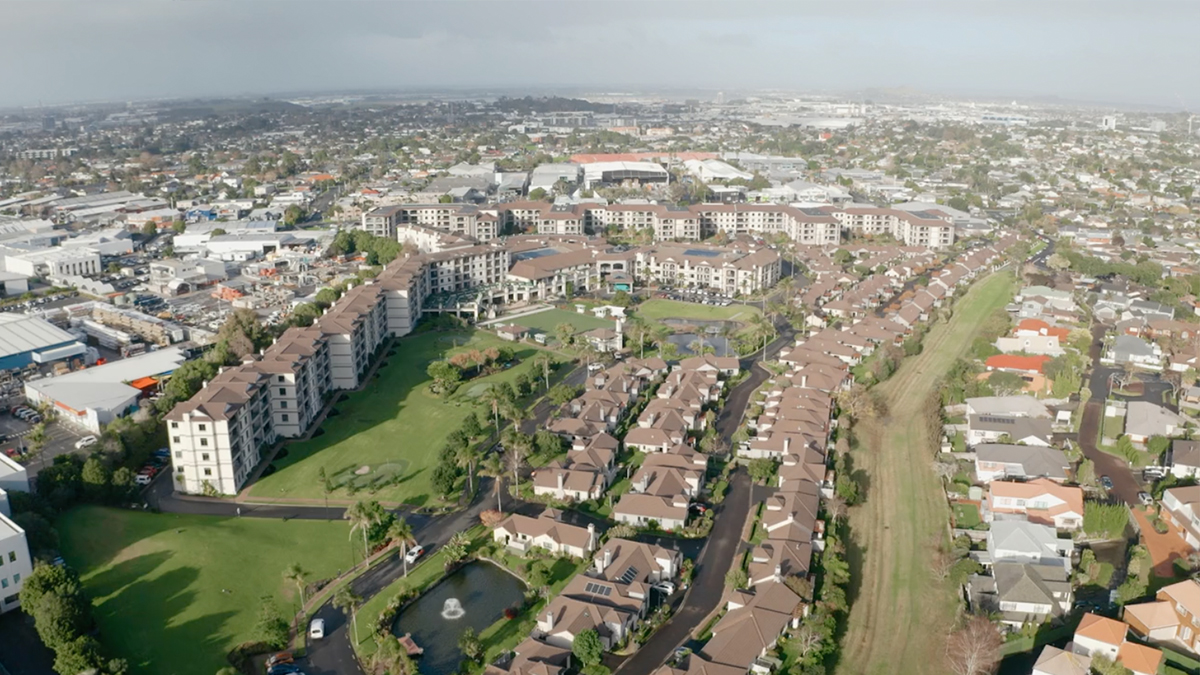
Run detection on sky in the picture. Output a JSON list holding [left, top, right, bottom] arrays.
[[3, 0, 1199, 109]]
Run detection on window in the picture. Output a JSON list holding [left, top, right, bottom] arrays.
[[171, 422, 179, 429], [177, 466, 184, 473], [280, 401, 287, 409], [0, 579, 6, 589], [204, 469, 212, 476], [281, 414, 289, 422], [6, 552, 13, 563], [277, 376, 285, 382], [279, 388, 286, 396], [200, 439, 209, 447], [12, 573, 18, 584], [173, 437, 181, 444], [198, 424, 207, 432], [201, 453, 210, 461], [174, 451, 182, 459]]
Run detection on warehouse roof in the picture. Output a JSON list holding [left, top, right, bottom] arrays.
[[0, 314, 78, 359]]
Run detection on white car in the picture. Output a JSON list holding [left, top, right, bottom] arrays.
[[653, 581, 676, 595], [309, 618, 325, 640], [75, 436, 98, 449], [404, 545, 425, 564], [135, 474, 152, 486]]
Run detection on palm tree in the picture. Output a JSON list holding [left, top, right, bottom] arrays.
[[503, 434, 528, 493], [283, 563, 308, 606], [480, 386, 506, 438], [344, 500, 384, 560], [480, 452, 505, 512], [532, 354, 553, 391], [26, 423, 48, 469], [387, 517, 415, 576], [456, 443, 479, 494], [333, 585, 362, 645]]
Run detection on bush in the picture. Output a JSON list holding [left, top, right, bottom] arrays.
[[1083, 502, 1128, 540]]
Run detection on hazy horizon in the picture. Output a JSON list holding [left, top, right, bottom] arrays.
[[3, 0, 1199, 110]]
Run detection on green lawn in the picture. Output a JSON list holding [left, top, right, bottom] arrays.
[[1103, 414, 1125, 439], [507, 308, 616, 335], [635, 299, 762, 323], [57, 506, 357, 675], [250, 330, 546, 505], [952, 502, 982, 529]]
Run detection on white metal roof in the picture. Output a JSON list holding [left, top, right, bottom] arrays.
[[0, 314, 79, 359]]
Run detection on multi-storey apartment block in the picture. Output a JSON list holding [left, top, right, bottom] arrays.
[[366, 201, 954, 249], [634, 244, 782, 294]]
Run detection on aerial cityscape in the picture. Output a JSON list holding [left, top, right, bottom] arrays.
[[1, 3, 1200, 675]]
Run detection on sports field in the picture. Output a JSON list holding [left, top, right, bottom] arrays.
[[635, 299, 762, 323], [836, 272, 1015, 675], [58, 506, 355, 675], [249, 330, 543, 505]]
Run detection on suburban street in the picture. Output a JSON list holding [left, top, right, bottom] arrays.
[[1077, 322, 1143, 507]]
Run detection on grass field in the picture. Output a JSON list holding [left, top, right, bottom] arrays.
[[634, 299, 762, 323], [509, 308, 615, 335], [837, 272, 1016, 675], [250, 330, 545, 505], [57, 506, 356, 675]]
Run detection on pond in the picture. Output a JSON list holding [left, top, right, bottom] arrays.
[[667, 333, 735, 357], [392, 561, 527, 675]]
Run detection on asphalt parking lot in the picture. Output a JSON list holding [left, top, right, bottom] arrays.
[[0, 412, 88, 480]]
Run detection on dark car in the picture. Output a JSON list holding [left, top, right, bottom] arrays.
[[267, 665, 302, 675], [1100, 475, 1114, 490]]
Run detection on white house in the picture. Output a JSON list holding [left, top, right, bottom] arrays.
[[492, 511, 597, 559]]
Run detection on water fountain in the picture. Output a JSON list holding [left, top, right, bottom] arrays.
[[441, 598, 465, 620]]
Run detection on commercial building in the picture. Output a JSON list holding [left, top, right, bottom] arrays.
[[0, 313, 86, 370], [25, 347, 189, 433]]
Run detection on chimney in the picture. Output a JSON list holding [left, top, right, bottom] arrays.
[[557, 471, 565, 499], [784, 436, 790, 454], [774, 564, 782, 580], [587, 523, 597, 551], [640, 472, 650, 492], [602, 548, 613, 572], [544, 610, 554, 631]]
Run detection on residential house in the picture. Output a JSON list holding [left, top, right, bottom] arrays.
[[612, 493, 689, 531], [994, 335, 1065, 356], [1071, 612, 1126, 660], [1171, 440, 1200, 479], [493, 510, 598, 558], [966, 414, 1053, 447], [1125, 401, 1190, 445], [965, 396, 1052, 419], [1160, 485, 1200, 549], [484, 638, 572, 675], [985, 479, 1084, 530], [1124, 579, 1200, 656], [535, 595, 637, 651], [1032, 646, 1091, 675], [1108, 335, 1164, 371], [968, 562, 1072, 628], [973, 444, 1071, 484], [700, 582, 802, 671], [986, 520, 1072, 570], [590, 538, 681, 585]]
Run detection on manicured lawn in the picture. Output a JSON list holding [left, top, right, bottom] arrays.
[[952, 502, 982, 529], [635, 299, 762, 323], [352, 547, 454, 658], [1103, 414, 1125, 440], [839, 272, 1016, 675], [57, 506, 356, 675], [507, 308, 616, 335], [250, 331, 547, 505]]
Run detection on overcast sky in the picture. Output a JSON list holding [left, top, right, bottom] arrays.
[[3, 0, 1199, 109]]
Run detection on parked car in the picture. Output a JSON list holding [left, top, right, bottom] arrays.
[[308, 618, 325, 640], [1139, 491, 1154, 505], [267, 664, 302, 675], [266, 652, 294, 668], [135, 474, 152, 486], [404, 545, 425, 564], [1100, 475, 1114, 490], [75, 436, 98, 449], [653, 581, 676, 595]]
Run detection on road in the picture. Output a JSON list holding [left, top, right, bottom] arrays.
[[1076, 322, 1145, 507]]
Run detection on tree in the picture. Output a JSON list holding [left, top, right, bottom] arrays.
[[81, 456, 111, 502], [945, 615, 1001, 675], [456, 443, 479, 495], [529, 187, 548, 201], [27, 422, 48, 469], [554, 323, 576, 346], [572, 628, 604, 667], [283, 563, 308, 606], [315, 287, 340, 308], [480, 452, 506, 512], [748, 458, 776, 485], [987, 371, 1027, 396], [725, 567, 748, 591], [462, 412, 483, 440], [210, 228, 227, 236], [254, 596, 290, 649], [427, 360, 462, 396], [344, 500, 386, 560], [442, 531, 470, 569], [458, 626, 484, 663], [1089, 655, 1132, 675], [1046, 253, 1071, 271], [140, 221, 157, 237], [532, 353, 553, 391], [53, 635, 103, 675], [548, 383, 580, 407], [388, 517, 416, 576], [333, 585, 362, 645], [1077, 458, 1097, 487]]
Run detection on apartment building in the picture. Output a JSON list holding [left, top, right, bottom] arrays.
[[255, 326, 330, 438], [361, 204, 499, 241], [633, 244, 781, 294], [829, 207, 956, 247], [0, 514, 31, 612], [315, 283, 389, 390]]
